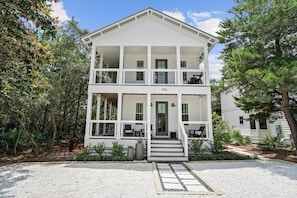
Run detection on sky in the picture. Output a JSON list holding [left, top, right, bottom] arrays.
[[50, 0, 237, 80]]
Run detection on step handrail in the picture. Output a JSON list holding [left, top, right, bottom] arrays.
[[179, 121, 188, 157]]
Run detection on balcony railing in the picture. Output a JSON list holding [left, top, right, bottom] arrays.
[[91, 69, 206, 85], [90, 120, 117, 138], [121, 121, 147, 138], [182, 121, 209, 139], [93, 69, 119, 84]]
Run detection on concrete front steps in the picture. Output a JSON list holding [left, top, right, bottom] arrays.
[[147, 139, 188, 162]]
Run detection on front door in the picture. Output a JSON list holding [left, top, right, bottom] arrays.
[[156, 102, 168, 136], [155, 59, 168, 84]]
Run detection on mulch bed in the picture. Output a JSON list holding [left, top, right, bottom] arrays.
[[231, 144, 297, 164]]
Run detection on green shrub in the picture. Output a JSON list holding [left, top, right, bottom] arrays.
[[93, 142, 105, 158], [72, 146, 91, 161], [111, 141, 126, 161], [190, 139, 206, 156], [258, 135, 289, 150]]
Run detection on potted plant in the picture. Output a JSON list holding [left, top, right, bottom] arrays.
[[127, 145, 134, 161], [135, 138, 144, 160]]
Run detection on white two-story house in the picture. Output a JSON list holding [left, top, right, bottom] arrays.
[[81, 7, 218, 161]]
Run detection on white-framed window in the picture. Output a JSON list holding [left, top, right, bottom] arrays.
[[137, 60, 144, 68], [180, 61, 186, 68], [182, 103, 189, 121], [136, 103, 143, 120], [239, 116, 244, 124], [181, 61, 187, 81], [250, 119, 256, 129], [136, 60, 144, 81], [259, 118, 267, 129]]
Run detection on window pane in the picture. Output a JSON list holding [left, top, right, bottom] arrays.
[[250, 120, 256, 129], [259, 119, 267, 129], [137, 60, 144, 68]]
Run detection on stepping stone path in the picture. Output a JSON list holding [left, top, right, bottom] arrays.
[[156, 163, 210, 192]]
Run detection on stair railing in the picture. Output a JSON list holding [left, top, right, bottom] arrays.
[[179, 121, 188, 157]]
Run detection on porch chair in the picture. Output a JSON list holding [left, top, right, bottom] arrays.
[[123, 124, 134, 136]]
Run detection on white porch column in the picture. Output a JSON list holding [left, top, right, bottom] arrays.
[[146, 93, 151, 157], [95, 94, 101, 135], [89, 45, 96, 84], [119, 46, 124, 84], [203, 45, 210, 85], [84, 92, 93, 141], [103, 98, 107, 134], [207, 91, 214, 141], [176, 46, 181, 85], [109, 102, 112, 119], [117, 93, 122, 140], [147, 46, 151, 85], [99, 53, 103, 83], [177, 93, 182, 136]]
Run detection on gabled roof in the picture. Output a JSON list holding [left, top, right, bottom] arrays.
[[81, 7, 218, 50]]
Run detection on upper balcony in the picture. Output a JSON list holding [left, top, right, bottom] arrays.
[[90, 45, 210, 86], [92, 68, 206, 85]]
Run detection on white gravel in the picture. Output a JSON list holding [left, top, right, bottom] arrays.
[[0, 160, 297, 198]]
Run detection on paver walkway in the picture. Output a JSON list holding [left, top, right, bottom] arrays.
[[154, 162, 221, 195]]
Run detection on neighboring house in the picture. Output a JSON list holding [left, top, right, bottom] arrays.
[[221, 89, 291, 143], [81, 7, 218, 161]]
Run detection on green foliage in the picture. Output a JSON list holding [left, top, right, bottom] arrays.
[[258, 135, 290, 150], [229, 131, 251, 146], [190, 140, 206, 156], [72, 146, 91, 161], [190, 152, 255, 161], [93, 142, 106, 158], [212, 112, 251, 153], [137, 138, 143, 144], [212, 112, 232, 153], [111, 141, 126, 161], [218, 0, 297, 151]]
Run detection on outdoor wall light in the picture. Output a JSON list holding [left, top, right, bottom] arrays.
[[171, 103, 176, 107]]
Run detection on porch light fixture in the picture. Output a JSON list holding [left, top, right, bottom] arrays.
[[171, 103, 176, 107]]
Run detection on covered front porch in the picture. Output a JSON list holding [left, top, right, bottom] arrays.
[[84, 92, 213, 159]]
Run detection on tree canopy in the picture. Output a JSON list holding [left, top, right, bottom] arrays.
[[218, 0, 297, 149], [0, 1, 89, 155]]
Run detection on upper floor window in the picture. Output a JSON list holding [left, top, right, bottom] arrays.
[[181, 61, 187, 81], [180, 61, 187, 68], [136, 103, 143, 120], [137, 60, 144, 68], [182, 103, 189, 121]]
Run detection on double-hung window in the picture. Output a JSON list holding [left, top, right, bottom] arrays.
[[182, 103, 189, 121], [136, 60, 144, 81], [136, 103, 143, 120]]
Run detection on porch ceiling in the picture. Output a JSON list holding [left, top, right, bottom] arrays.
[[101, 93, 118, 106]]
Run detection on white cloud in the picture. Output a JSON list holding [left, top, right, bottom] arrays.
[[209, 53, 224, 80], [187, 11, 222, 36], [49, 1, 70, 23], [195, 18, 222, 36], [162, 11, 186, 22]]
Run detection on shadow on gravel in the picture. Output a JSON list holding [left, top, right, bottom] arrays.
[[63, 161, 153, 172], [0, 164, 32, 198]]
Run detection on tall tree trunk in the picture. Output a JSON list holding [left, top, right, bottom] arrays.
[[282, 91, 297, 153], [51, 113, 57, 150]]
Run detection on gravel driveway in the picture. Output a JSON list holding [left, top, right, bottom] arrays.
[[0, 160, 296, 198]]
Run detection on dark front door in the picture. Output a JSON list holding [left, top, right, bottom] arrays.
[[155, 59, 168, 84], [156, 102, 168, 136]]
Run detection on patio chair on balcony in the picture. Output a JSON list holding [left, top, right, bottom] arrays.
[[123, 124, 134, 136], [188, 73, 203, 84]]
